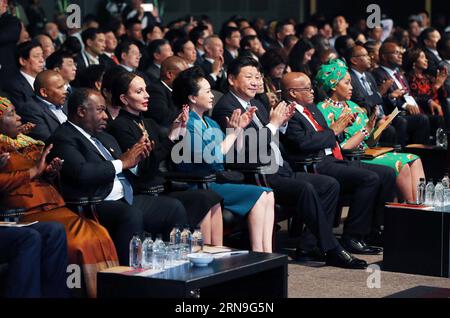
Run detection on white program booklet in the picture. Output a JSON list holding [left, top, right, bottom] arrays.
[[0, 221, 39, 227]]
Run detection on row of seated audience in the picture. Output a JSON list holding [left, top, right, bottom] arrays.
[[0, 4, 449, 298]]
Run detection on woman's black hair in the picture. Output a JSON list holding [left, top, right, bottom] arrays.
[[111, 71, 138, 107], [172, 66, 206, 107]]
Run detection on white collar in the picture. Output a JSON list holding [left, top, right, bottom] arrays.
[[154, 63, 161, 69], [381, 65, 397, 77], [35, 95, 60, 108], [428, 48, 441, 59], [205, 57, 215, 64], [230, 91, 251, 109], [20, 70, 36, 90], [84, 50, 99, 64], [226, 48, 238, 58], [351, 68, 365, 79], [161, 80, 172, 92], [120, 64, 134, 72], [68, 121, 93, 140]]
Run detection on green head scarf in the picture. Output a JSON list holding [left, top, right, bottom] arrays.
[[315, 58, 348, 93]]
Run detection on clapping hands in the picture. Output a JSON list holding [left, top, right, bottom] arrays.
[[169, 105, 189, 141], [269, 101, 296, 129], [18, 122, 36, 135], [226, 106, 257, 129], [0, 152, 10, 168]]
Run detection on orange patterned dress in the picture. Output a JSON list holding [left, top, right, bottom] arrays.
[[0, 134, 119, 298]]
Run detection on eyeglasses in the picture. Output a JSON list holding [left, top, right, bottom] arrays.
[[353, 54, 369, 58], [288, 87, 314, 92], [384, 51, 403, 56], [82, 105, 106, 114]]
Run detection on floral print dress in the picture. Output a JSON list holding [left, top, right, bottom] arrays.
[[317, 99, 419, 175]]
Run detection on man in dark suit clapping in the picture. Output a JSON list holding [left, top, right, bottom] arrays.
[[281, 72, 396, 250], [47, 88, 187, 265], [212, 57, 368, 269]]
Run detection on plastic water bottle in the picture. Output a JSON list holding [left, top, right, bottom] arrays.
[[434, 182, 445, 207], [129, 233, 142, 269], [170, 225, 181, 244], [416, 178, 426, 204], [191, 227, 204, 253], [442, 174, 450, 189], [180, 226, 192, 258], [152, 234, 166, 270], [425, 179, 435, 206], [142, 233, 153, 269], [436, 128, 447, 148]]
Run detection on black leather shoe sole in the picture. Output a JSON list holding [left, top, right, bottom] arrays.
[[340, 238, 383, 255]]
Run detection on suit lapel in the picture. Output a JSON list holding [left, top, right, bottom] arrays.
[[36, 98, 62, 125], [66, 123, 108, 160]]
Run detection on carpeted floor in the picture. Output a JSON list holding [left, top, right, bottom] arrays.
[[286, 254, 450, 298], [274, 219, 450, 298]]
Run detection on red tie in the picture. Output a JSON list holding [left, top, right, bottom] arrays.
[[302, 107, 344, 160], [111, 54, 119, 65], [394, 71, 409, 93]]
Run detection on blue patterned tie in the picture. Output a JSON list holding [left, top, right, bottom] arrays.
[[91, 137, 134, 205]]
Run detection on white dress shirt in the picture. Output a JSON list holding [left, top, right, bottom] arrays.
[[294, 102, 332, 156], [68, 121, 125, 201], [20, 71, 35, 91], [36, 96, 67, 124]]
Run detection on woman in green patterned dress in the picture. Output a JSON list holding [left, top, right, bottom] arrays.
[[315, 59, 425, 203]]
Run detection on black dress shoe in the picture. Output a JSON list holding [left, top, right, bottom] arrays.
[[340, 236, 383, 255], [294, 247, 326, 262], [365, 230, 384, 247], [325, 249, 367, 269]]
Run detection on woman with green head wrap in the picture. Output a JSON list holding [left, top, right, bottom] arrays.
[[315, 59, 425, 203]]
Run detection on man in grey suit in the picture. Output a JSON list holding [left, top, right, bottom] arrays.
[[19, 70, 68, 142]]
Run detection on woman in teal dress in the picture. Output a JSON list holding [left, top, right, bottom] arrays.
[[172, 67, 275, 253], [315, 59, 425, 203]]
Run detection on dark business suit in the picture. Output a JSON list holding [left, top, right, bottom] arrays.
[[282, 103, 396, 233], [75, 51, 109, 72], [144, 79, 180, 130], [199, 59, 229, 93], [223, 49, 237, 68], [19, 96, 67, 142], [423, 48, 441, 77], [212, 92, 341, 252], [349, 69, 398, 145], [0, 13, 21, 91], [47, 123, 187, 265], [0, 222, 69, 298], [2, 72, 35, 113], [372, 67, 430, 145], [145, 63, 161, 82]]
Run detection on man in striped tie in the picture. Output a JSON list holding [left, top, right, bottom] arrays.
[[281, 72, 396, 257]]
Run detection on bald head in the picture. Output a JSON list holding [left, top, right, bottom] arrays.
[[379, 42, 403, 68], [161, 56, 189, 86], [281, 72, 315, 105], [34, 70, 68, 106]]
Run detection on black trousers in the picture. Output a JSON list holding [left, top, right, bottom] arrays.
[[267, 171, 340, 252], [317, 158, 396, 235], [96, 195, 187, 265], [393, 114, 430, 146], [0, 222, 69, 298]]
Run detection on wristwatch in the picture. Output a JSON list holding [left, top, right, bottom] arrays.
[[361, 128, 370, 139]]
